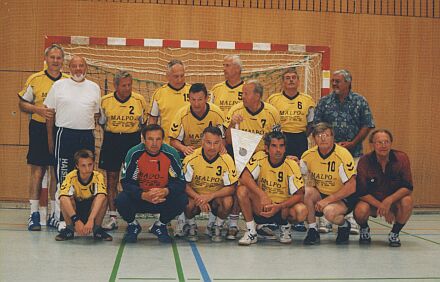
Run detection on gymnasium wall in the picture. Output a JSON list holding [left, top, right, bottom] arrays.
[[1, 1, 439, 206]]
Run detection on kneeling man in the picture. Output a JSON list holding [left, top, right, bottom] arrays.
[[300, 122, 357, 245], [355, 129, 413, 247], [237, 131, 307, 246], [183, 126, 237, 242], [56, 149, 111, 241]]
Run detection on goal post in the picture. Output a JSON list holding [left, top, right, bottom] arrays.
[[45, 35, 330, 106]]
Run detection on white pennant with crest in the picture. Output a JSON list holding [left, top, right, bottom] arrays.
[[231, 128, 262, 176]]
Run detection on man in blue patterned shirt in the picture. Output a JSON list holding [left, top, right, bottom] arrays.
[[313, 69, 375, 234]]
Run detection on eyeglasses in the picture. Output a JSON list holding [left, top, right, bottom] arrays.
[[316, 133, 331, 139], [374, 140, 391, 146]]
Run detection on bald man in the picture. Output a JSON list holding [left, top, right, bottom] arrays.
[[44, 55, 101, 228]]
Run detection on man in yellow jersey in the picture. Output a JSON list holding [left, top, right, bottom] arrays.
[[300, 122, 357, 245], [267, 67, 315, 232], [182, 126, 238, 242], [211, 55, 244, 116], [223, 80, 281, 240], [55, 149, 112, 241], [18, 44, 69, 231], [237, 131, 307, 246], [170, 83, 225, 157], [99, 71, 148, 231], [224, 80, 281, 153], [148, 59, 191, 144]]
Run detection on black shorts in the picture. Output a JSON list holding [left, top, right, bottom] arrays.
[[253, 210, 288, 225], [27, 120, 55, 166], [76, 198, 94, 223], [99, 131, 141, 171], [284, 131, 308, 159], [315, 193, 357, 216]]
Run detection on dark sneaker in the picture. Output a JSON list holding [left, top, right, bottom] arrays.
[[151, 223, 172, 243], [55, 228, 74, 241], [388, 232, 401, 247], [303, 228, 320, 245], [124, 222, 142, 243], [336, 220, 351, 245], [256, 225, 277, 240], [47, 213, 60, 229], [292, 222, 307, 232], [211, 225, 223, 242], [28, 212, 41, 231], [94, 227, 113, 241], [359, 227, 371, 244]]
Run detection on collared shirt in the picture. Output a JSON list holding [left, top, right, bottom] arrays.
[[356, 150, 413, 201], [314, 91, 375, 157]]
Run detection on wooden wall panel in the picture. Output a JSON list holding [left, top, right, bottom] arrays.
[[1, 1, 439, 205]]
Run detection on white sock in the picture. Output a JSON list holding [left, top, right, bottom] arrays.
[[30, 200, 39, 214], [215, 217, 225, 227], [187, 218, 196, 226], [50, 200, 56, 215], [229, 214, 239, 227], [155, 220, 166, 226], [129, 219, 138, 225], [339, 220, 349, 228], [308, 222, 317, 230], [207, 212, 216, 227], [245, 220, 256, 234]]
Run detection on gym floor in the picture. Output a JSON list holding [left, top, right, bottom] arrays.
[[1, 208, 439, 282]]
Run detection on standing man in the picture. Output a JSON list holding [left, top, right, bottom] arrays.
[[183, 126, 238, 242], [55, 149, 111, 241], [300, 123, 357, 245], [237, 131, 307, 246], [223, 80, 281, 240], [211, 55, 244, 116], [148, 59, 191, 144], [99, 71, 148, 231], [44, 55, 101, 228], [267, 67, 315, 232], [313, 69, 375, 234], [115, 124, 188, 243], [18, 44, 69, 230], [169, 83, 225, 157], [354, 129, 413, 247]]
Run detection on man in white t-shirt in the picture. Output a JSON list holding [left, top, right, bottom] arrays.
[[44, 55, 101, 226]]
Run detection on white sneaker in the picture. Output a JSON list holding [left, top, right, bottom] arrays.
[[211, 225, 223, 242], [226, 226, 239, 240], [279, 224, 292, 244], [318, 217, 332, 233], [187, 224, 198, 242], [58, 221, 66, 232], [238, 230, 257, 246], [174, 215, 188, 238], [102, 216, 118, 231], [346, 214, 360, 235]]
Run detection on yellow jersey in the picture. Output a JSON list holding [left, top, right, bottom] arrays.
[[18, 70, 69, 122], [224, 102, 281, 152], [246, 151, 304, 203], [267, 91, 315, 133], [100, 92, 148, 133], [169, 103, 225, 148], [210, 80, 244, 115], [300, 144, 356, 195], [149, 83, 191, 143], [59, 170, 107, 201], [183, 148, 238, 195]]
